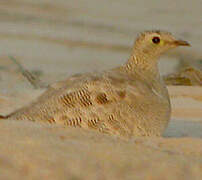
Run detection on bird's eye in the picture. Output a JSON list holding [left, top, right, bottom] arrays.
[[152, 36, 160, 44]]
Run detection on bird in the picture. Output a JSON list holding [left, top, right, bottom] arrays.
[[0, 30, 190, 137]]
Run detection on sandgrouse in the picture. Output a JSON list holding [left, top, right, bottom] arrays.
[[1, 30, 190, 137]]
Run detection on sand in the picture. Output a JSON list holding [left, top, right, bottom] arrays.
[[0, 0, 201, 179]]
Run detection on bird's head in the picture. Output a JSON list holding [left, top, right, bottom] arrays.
[[133, 30, 190, 58]]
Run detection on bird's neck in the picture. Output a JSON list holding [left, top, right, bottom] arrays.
[[124, 51, 160, 79]]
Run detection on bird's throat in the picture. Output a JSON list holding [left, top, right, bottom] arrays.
[[124, 54, 160, 79]]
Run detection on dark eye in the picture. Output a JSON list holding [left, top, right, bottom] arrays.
[[152, 36, 160, 44]]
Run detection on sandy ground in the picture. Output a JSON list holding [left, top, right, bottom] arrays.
[[0, 0, 202, 179], [0, 120, 202, 180]]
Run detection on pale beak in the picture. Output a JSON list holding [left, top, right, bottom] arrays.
[[174, 40, 191, 46]]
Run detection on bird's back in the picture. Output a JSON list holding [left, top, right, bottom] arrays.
[[8, 68, 171, 137]]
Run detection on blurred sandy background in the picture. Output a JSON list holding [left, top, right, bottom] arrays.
[[0, 0, 201, 179]]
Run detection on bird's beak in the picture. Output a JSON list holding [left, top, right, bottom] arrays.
[[174, 40, 191, 46]]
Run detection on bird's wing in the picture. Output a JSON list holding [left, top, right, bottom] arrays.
[[13, 71, 144, 136], [34, 73, 86, 101]]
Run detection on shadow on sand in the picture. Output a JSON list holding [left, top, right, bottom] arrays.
[[164, 119, 202, 138]]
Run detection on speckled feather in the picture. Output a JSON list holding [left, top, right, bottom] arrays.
[[7, 69, 170, 137]]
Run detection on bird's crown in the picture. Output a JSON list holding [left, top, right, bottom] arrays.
[[135, 30, 190, 49]]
